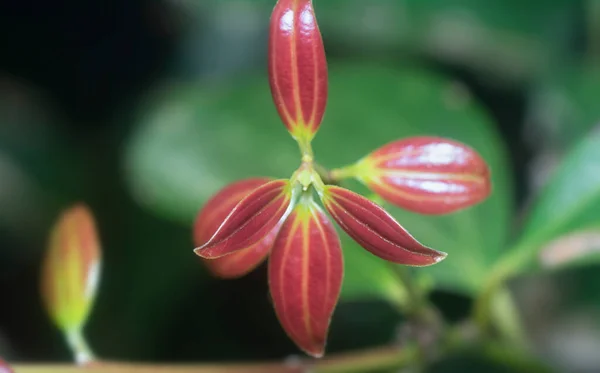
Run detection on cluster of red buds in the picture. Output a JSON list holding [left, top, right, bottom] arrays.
[[193, 0, 491, 358]]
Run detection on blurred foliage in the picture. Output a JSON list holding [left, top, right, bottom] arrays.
[[513, 130, 600, 272], [527, 66, 600, 153], [2, 0, 600, 371], [175, 0, 578, 84]]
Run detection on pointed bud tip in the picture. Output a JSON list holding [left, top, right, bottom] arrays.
[[306, 347, 325, 359], [192, 178, 280, 278], [192, 246, 205, 257], [433, 251, 448, 264], [323, 186, 445, 266], [194, 179, 290, 259]]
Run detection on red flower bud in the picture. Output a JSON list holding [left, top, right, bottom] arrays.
[[41, 204, 102, 334], [269, 199, 343, 358], [269, 0, 328, 143], [351, 137, 491, 215], [194, 179, 292, 259], [193, 178, 280, 278], [322, 186, 446, 266]]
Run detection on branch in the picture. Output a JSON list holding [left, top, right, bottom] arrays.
[[11, 345, 417, 373]]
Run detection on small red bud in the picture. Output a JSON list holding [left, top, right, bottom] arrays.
[[269, 198, 343, 358], [41, 204, 102, 335], [269, 0, 328, 143], [193, 178, 280, 278], [194, 179, 292, 260], [322, 186, 446, 266], [353, 137, 491, 215]]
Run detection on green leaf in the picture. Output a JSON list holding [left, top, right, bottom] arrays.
[[339, 235, 408, 307], [527, 66, 600, 151], [125, 63, 511, 296], [318, 0, 575, 82], [172, 0, 575, 83], [502, 131, 600, 273]]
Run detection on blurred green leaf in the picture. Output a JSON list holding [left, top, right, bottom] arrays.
[[0, 80, 69, 244], [527, 66, 600, 151], [504, 130, 600, 273], [175, 0, 576, 83], [339, 235, 408, 306], [125, 63, 510, 297], [425, 348, 553, 373], [512, 266, 600, 371]]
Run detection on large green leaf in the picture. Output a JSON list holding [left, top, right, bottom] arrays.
[[339, 235, 408, 306], [527, 66, 600, 152], [125, 63, 511, 296], [320, 0, 574, 82], [174, 0, 575, 83], [501, 130, 600, 273]]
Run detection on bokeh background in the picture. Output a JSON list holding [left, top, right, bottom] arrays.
[[1, 0, 600, 371]]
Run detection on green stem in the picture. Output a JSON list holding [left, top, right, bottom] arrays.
[[482, 341, 550, 373], [296, 135, 314, 163], [390, 266, 427, 317], [11, 346, 417, 373], [313, 345, 419, 373], [329, 165, 358, 182], [389, 265, 447, 370], [313, 163, 336, 185], [65, 330, 95, 365], [488, 287, 529, 349], [474, 234, 544, 340]]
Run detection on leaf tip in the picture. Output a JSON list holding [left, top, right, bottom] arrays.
[[192, 178, 281, 277]]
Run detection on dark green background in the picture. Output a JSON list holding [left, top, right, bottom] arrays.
[[1, 1, 600, 372]]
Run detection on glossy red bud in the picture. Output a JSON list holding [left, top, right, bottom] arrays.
[[269, 0, 328, 143], [193, 178, 280, 278], [269, 198, 343, 358], [322, 186, 446, 266], [194, 179, 292, 260], [353, 137, 491, 215]]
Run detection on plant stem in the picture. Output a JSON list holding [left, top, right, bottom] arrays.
[[65, 330, 95, 365], [313, 163, 336, 185], [482, 341, 550, 373], [389, 265, 446, 369], [473, 235, 540, 335], [329, 165, 357, 182], [312, 345, 419, 373], [11, 346, 416, 373], [488, 287, 529, 350], [390, 266, 438, 321]]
